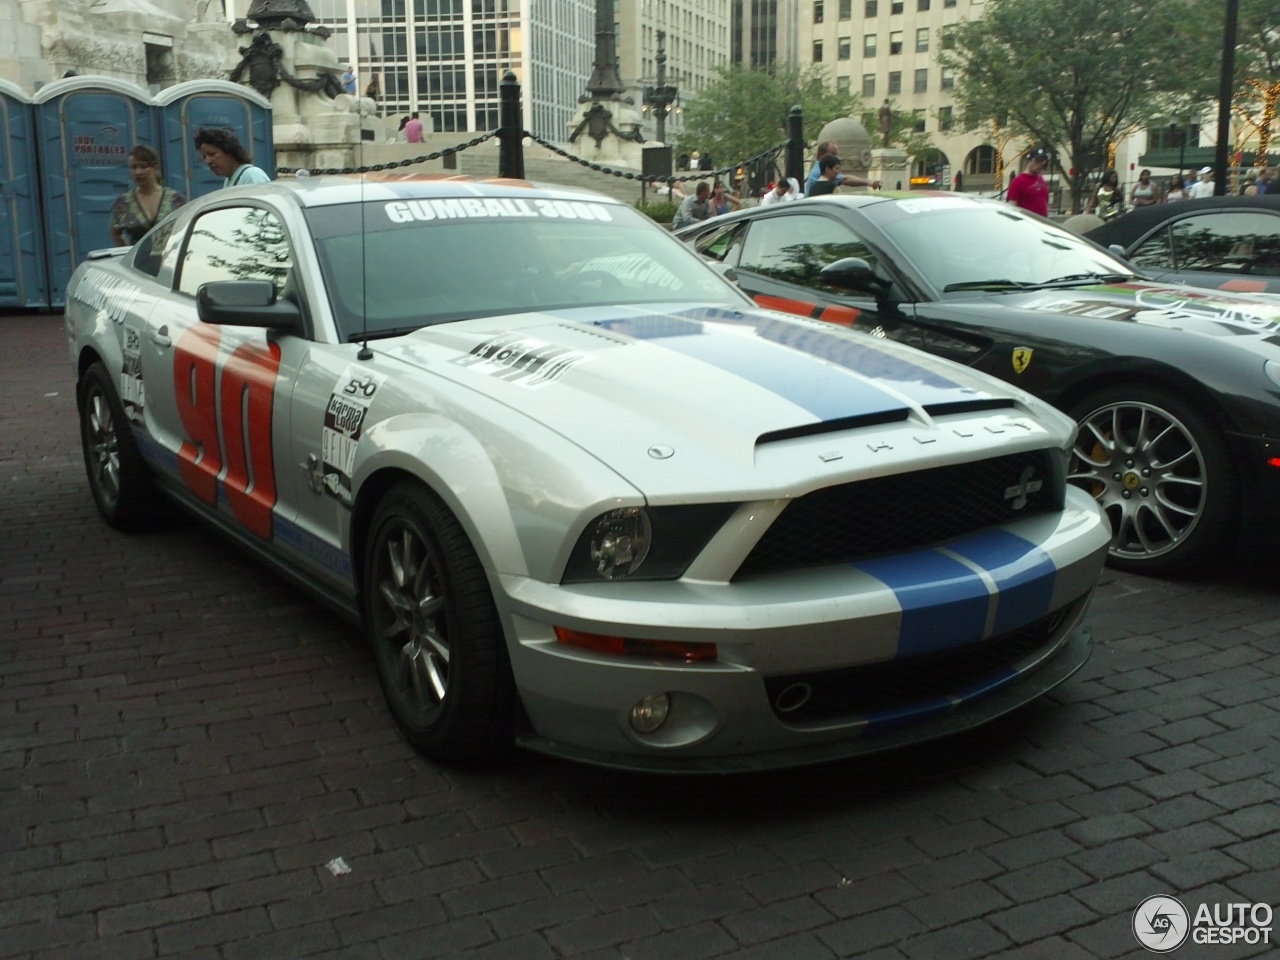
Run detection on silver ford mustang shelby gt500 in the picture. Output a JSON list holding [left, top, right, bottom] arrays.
[[66, 174, 1110, 771]]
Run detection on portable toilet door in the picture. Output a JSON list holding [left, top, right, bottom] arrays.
[[33, 76, 158, 307], [155, 80, 273, 201], [0, 79, 49, 310]]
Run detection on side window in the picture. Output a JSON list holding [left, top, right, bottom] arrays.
[[177, 206, 294, 298], [1169, 212, 1280, 276], [738, 214, 878, 293], [694, 221, 747, 263], [132, 219, 177, 278], [1128, 227, 1174, 270]]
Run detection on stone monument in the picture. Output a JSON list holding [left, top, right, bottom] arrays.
[[566, 0, 643, 167], [229, 0, 366, 172]]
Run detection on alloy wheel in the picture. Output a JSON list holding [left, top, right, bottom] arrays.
[[373, 524, 451, 717]]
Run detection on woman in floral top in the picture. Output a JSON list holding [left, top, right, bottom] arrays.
[[109, 145, 186, 246]]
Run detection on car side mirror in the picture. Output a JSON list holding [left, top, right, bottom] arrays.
[[1108, 244, 1127, 257], [197, 280, 300, 330], [819, 257, 889, 295]]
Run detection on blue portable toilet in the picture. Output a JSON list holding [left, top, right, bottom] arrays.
[[0, 79, 49, 310], [33, 76, 158, 308], [155, 80, 273, 201]]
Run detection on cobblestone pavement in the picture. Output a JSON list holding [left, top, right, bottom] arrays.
[[2, 312, 1278, 960]]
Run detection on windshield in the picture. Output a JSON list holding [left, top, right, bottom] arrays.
[[304, 198, 742, 340], [871, 198, 1139, 295]]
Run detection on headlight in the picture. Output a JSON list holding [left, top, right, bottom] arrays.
[[589, 507, 652, 580], [562, 503, 736, 583]]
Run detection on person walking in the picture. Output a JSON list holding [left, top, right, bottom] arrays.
[[404, 112, 424, 144], [194, 127, 271, 188], [1007, 146, 1051, 216], [1187, 166, 1215, 198], [1087, 169, 1124, 220], [808, 155, 843, 196], [109, 145, 186, 246], [1164, 175, 1187, 202], [1131, 169, 1159, 207]]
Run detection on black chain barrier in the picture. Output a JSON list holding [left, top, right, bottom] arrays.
[[524, 132, 790, 186], [276, 129, 499, 176]]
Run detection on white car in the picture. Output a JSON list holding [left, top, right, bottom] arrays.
[[66, 174, 1110, 771]]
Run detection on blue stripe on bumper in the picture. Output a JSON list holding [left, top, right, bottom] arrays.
[[855, 550, 991, 657]]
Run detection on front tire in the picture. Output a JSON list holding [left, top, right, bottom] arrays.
[[1067, 386, 1236, 573], [363, 482, 516, 761], [78, 361, 154, 530]]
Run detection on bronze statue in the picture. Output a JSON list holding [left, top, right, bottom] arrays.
[[878, 99, 893, 148]]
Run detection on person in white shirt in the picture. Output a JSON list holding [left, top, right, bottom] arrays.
[[1187, 166, 1216, 199], [760, 177, 801, 206]]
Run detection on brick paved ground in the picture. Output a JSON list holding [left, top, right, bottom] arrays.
[[2, 312, 1277, 960]]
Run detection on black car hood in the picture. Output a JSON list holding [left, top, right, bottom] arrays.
[[990, 281, 1280, 344]]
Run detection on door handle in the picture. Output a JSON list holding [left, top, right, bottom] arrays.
[[150, 325, 172, 348]]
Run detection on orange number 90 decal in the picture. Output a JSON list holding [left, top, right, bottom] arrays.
[[174, 325, 282, 539]]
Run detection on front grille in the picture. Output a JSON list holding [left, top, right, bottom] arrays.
[[736, 449, 1060, 578], [763, 605, 1072, 726]]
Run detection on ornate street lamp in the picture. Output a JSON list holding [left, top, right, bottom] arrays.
[[642, 30, 679, 144]]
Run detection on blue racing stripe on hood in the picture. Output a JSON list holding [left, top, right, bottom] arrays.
[[944, 529, 1057, 636], [855, 550, 990, 658], [582, 311, 911, 421]]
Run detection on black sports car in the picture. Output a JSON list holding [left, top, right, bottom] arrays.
[[677, 193, 1280, 573], [1085, 195, 1280, 294]]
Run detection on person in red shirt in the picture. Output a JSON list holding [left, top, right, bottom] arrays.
[[1007, 146, 1050, 217]]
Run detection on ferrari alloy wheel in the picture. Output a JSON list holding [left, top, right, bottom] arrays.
[[364, 482, 516, 760], [1067, 386, 1236, 573], [78, 361, 154, 530]]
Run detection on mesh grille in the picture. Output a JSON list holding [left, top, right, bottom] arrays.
[[736, 450, 1060, 578], [763, 606, 1072, 726]]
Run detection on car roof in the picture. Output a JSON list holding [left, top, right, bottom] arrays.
[[237, 172, 628, 209], [1085, 194, 1280, 249]]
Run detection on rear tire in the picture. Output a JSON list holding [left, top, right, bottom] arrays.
[[78, 361, 154, 531], [363, 482, 516, 760], [1067, 385, 1236, 573]]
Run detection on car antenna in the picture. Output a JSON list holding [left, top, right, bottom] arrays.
[[357, 76, 373, 362]]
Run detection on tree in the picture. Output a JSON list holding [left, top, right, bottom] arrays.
[[939, 0, 1217, 211], [676, 64, 861, 181]]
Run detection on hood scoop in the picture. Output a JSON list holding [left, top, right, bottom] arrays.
[[757, 409, 910, 446]]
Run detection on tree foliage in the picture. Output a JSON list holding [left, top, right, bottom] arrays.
[[1236, 0, 1279, 81], [939, 0, 1218, 210], [676, 64, 861, 173]]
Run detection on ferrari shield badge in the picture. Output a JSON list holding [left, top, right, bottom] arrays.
[[1012, 347, 1033, 374]]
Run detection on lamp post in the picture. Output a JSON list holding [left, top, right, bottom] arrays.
[[643, 30, 679, 144]]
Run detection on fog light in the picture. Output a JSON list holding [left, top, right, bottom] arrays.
[[629, 693, 671, 733]]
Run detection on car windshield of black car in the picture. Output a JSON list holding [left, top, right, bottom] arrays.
[[875, 203, 1138, 294], [303, 200, 743, 341]]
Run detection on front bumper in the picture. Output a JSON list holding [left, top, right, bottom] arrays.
[[497, 490, 1110, 772]]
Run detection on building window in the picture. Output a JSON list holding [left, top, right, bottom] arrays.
[[891, 0, 903, 12], [967, 145, 996, 175], [916, 27, 928, 51], [918, 0, 930, 9], [863, 34, 877, 56], [941, 67, 955, 90], [840, 0, 852, 18], [838, 38, 852, 59], [914, 68, 928, 92], [837, 75, 851, 94], [939, 106, 953, 131], [888, 70, 901, 94], [944, 0, 956, 5], [912, 109, 926, 133], [941, 25, 955, 50], [865, 0, 877, 14], [863, 73, 876, 96], [889, 31, 902, 54], [814, 1, 824, 22], [813, 40, 824, 61]]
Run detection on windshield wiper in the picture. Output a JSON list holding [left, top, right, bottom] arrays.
[[1035, 272, 1133, 286], [942, 279, 1034, 292]]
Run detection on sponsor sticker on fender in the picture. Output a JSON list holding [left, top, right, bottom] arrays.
[[322, 366, 385, 505], [121, 325, 145, 423]]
